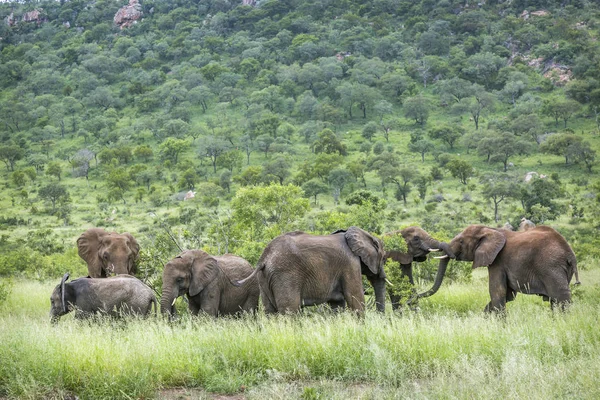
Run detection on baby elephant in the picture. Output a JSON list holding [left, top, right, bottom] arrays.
[[50, 273, 157, 322]]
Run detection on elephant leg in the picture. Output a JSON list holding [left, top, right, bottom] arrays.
[[271, 284, 301, 314], [343, 278, 365, 314], [188, 298, 201, 316], [506, 289, 517, 303], [328, 298, 346, 312], [487, 268, 508, 313], [389, 293, 401, 311]]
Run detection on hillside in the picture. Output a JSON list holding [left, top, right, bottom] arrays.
[[0, 0, 599, 279]]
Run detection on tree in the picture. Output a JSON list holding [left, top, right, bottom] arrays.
[[408, 137, 434, 162], [159, 138, 188, 164], [388, 166, 416, 205], [480, 173, 519, 222], [262, 157, 291, 185], [231, 184, 310, 241], [235, 166, 263, 187], [199, 136, 229, 173], [403, 95, 430, 125], [361, 122, 378, 142], [106, 167, 131, 205], [0, 144, 24, 171], [543, 97, 581, 128], [239, 135, 255, 165], [567, 140, 596, 172], [519, 178, 563, 223], [179, 168, 198, 190], [428, 125, 464, 149], [72, 149, 94, 181], [38, 183, 70, 213], [312, 129, 347, 155], [302, 179, 329, 205], [480, 131, 532, 172], [46, 161, 62, 181], [328, 168, 354, 203], [445, 159, 475, 184], [133, 145, 154, 162], [540, 133, 583, 164], [454, 86, 496, 130]]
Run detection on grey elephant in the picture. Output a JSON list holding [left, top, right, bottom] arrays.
[[413, 224, 580, 313], [383, 226, 453, 309], [77, 228, 140, 278], [236, 226, 387, 315], [161, 250, 259, 318], [50, 273, 157, 322]]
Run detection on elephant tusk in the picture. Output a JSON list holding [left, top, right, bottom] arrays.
[[385, 278, 394, 287], [434, 254, 449, 259], [171, 297, 177, 306], [428, 248, 440, 252]]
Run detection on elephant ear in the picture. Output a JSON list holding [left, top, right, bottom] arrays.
[[123, 232, 140, 273], [473, 228, 506, 269], [189, 250, 219, 297], [386, 250, 414, 265], [345, 226, 385, 276], [77, 228, 107, 278], [123, 233, 140, 259]]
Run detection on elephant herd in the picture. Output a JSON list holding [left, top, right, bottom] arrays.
[[50, 223, 580, 322]]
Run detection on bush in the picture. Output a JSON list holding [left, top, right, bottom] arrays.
[[0, 278, 11, 306]]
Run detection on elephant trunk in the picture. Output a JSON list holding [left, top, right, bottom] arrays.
[[420, 239, 455, 259], [409, 256, 450, 304], [372, 278, 386, 313], [160, 288, 178, 318]]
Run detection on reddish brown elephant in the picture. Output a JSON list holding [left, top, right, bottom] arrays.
[[414, 224, 580, 313], [77, 228, 139, 278]]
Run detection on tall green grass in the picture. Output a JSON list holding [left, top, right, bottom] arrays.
[[1, 275, 599, 399]]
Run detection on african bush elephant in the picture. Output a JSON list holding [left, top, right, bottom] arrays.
[[77, 228, 139, 278], [413, 225, 580, 313], [161, 250, 259, 318], [384, 226, 453, 309], [236, 226, 387, 314], [50, 273, 157, 322]]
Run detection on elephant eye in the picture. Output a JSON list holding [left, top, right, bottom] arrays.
[[102, 252, 109, 260], [413, 236, 419, 241]]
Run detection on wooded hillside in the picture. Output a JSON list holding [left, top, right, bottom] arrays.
[[0, 0, 599, 278]]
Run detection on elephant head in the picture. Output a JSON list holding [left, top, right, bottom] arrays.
[[50, 272, 71, 323], [344, 226, 387, 312], [414, 225, 506, 300], [161, 250, 219, 317], [384, 226, 454, 280], [77, 228, 139, 278]]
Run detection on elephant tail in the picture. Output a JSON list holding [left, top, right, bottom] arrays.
[[568, 253, 581, 285], [233, 263, 265, 287], [151, 295, 158, 317]]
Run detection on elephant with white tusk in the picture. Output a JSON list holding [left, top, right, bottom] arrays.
[[413, 224, 580, 313]]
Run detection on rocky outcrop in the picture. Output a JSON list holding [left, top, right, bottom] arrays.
[[114, 0, 143, 29], [5, 9, 46, 26]]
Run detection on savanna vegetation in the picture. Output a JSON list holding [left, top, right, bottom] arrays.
[[1, 0, 600, 398]]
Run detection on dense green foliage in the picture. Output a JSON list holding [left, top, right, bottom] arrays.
[[1, 0, 600, 267]]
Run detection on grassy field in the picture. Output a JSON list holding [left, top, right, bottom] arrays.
[[1, 267, 599, 400]]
